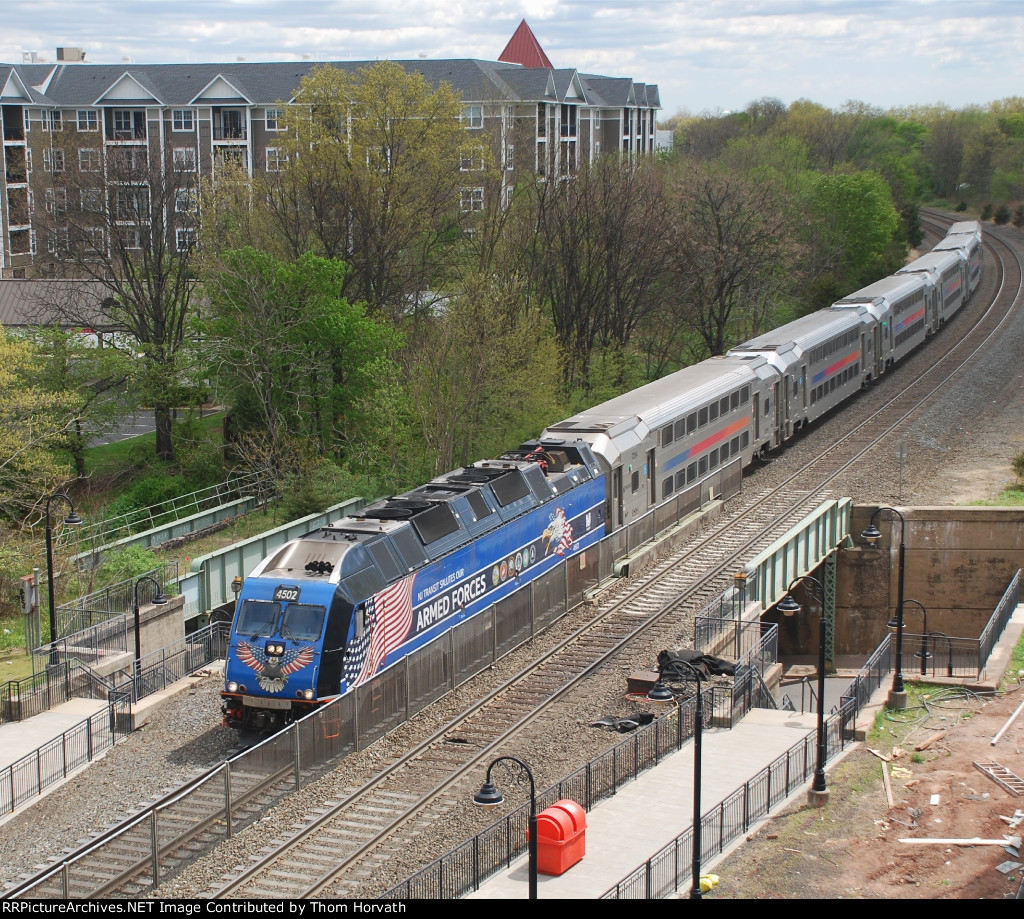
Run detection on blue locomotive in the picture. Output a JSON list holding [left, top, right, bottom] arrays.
[[223, 444, 605, 730]]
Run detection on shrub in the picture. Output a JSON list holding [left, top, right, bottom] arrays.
[[994, 204, 1011, 225], [981, 203, 993, 221], [1013, 449, 1024, 485], [96, 546, 161, 588], [1013, 205, 1024, 229], [955, 200, 968, 212]]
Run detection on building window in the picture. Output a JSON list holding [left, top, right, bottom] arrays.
[[84, 227, 105, 255], [505, 144, 514, 171], [460, 187, 484, 212], [42, 110, 63, 132], [113, 109, 146, 141], [118, 227, 143, 249], [46, 227, 70, 255], [77, 110, 98, 132], [265, 147, 287, 171], [459, 149, 484, 172], [44, 188, 68, 215], [176, 228, 196, 253], [25, 149, 32, 171], [461, 105, 483, 129], [175, 188, 198, 214], [173, 147, 197, 172], [42, 148, 65, 173], [172, 110, 194, 132], [593, 109, 601, 128], [79, 148, 101, 172], [116, 187, 150, 221], [80, 188, 103, 212], [503, 185, 514, 209], [109, 146, 148, 173], [265, 108, 285, 131]]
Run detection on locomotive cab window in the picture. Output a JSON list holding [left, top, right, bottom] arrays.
[[236, 600, 280, 638], [281, 603, 327, 642]]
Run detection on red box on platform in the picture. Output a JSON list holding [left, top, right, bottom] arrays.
[[535, 799, 586, 876]]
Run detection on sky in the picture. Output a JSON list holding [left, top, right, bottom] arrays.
[[2, 1, 1023, 117]]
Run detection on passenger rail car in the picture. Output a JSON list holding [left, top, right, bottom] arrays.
[[223, 220, 983, 731]]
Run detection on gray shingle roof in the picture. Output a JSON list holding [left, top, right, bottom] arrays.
[[1, 58, 658, 110]]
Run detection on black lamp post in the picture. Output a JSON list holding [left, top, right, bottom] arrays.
[[648, 659, 707, 899], [895, 598, 930, 676], [133, 575, 168, 700], [473, 756, 538, 899], [778, 575, 828, 798], [861, 507, 908, 709], [43, 493, 82, 666]]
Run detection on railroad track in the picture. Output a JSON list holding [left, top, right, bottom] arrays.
[[8, 212, 1020, 901]]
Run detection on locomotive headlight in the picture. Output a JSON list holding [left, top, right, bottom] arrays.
[[303, 689, 315, 700], [266, 642, 284, 656], [227, 681, 238, 693]]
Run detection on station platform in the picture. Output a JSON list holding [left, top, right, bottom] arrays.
[[465, 707, 825, 900], [0, 697, 109, 774]]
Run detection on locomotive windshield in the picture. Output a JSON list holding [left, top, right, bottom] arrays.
[[236, 599, 279, 637], [280, 603, 327, 641]]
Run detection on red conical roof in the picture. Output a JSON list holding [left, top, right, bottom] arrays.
[[498, 19, 554, 69]]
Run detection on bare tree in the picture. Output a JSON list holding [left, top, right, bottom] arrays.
[[36, 124, 198, 461], [666, 159, 796, 357]]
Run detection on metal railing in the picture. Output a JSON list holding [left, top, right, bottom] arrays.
[[47, 563, 178, 658], [0, 689, 132, 817], [116, 621, 230, 705], [58, 472, 272, 554]]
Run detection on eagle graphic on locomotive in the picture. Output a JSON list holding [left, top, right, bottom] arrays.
[[222, 221, 982, 731]]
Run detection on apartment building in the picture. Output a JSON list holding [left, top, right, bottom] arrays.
[[0, 21, 660, 277]]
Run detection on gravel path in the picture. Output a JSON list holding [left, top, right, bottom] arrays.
[[3, 223, 1022, 897]]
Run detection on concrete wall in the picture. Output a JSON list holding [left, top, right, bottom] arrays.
[[835, 506, 1024, 654]]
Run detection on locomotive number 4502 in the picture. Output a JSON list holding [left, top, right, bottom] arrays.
[[273, 586, 301, 602]]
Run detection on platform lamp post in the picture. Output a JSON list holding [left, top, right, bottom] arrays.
[[778, 575, 828, 800], [132, 575, 168, 701], [893, 598, 930, 676], [473, 756, 538, 899], [861, 507, 907, 709], [43, 493, 82, 666], [648, 660, 707, 899]]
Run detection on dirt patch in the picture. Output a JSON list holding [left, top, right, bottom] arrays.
[[711, 685, 1024, 899]]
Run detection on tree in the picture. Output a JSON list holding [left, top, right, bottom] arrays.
[[404, 273, 562, 477], [799, 169, 903, 307], [0, 325, 77, 524], [203, 248, 400, 472], [522, 156, 671, 389], [665, 159, 796, 357], [250, 62, 470, 319], [36, 124, 199, 462]]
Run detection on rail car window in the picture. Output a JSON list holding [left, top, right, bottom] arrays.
[[674, 419, 686, 440], [367, 539, 403, 582], [281, 603, 327, 641], [720, 397, 729, 415], [699, 457, 708, 476], [631, 470, 640, 493], [709, 403, 718, 422], [731, 436, 740, 455], [720, 442, 729, 460], [710, 449, 719, 469], [699, 407, 708, 427], [687, 463, 697, 484], [687, 412, 697, 434], [236, 600, 280, 638], [662, 477, 673, 500], [465, 490, 493, 521], [741, 432, 749, 449], [731, 392, 739, 410], [661, 425, 674, 447], [675, 471, 686, 490], [741, 386, 750, 404]]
